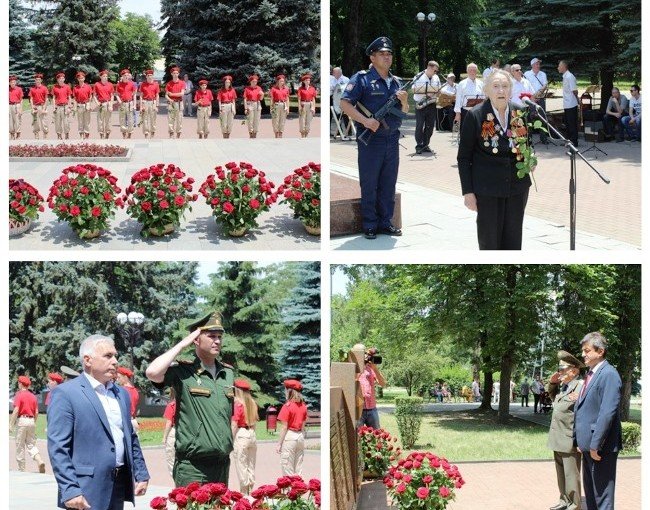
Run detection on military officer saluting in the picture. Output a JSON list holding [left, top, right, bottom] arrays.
[[340, 36, 409, 239], [72, 71, 93, 139], [146, 311, 234, 486], [9, 75, 24, 140], [29, 73, 50, 139], [546, 351, 585, 510]]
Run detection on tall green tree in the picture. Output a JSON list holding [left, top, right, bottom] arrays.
[[31, 0, 120, 82], [108, 13, 161, 78], [9, 0, 38, 84], [276, 263, 321, 408]]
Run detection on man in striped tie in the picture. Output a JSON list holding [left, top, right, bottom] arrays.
[[573, 332, 622, 510]]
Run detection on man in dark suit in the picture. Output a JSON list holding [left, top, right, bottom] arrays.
[[48, 335, 149, 510], [573, 332, 622, 510]]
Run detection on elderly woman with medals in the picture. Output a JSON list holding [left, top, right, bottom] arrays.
[[457, 69, 534, 250]]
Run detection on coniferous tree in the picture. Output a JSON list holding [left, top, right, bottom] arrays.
[[9, 0, 38, 84], [276, 262, 321, 409]]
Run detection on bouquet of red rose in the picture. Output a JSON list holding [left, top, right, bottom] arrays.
[[150, 482, 250, 510], [47, 164, 122, 238], [359, 425, 401, 477], [250, 475, 321, 509], [383, 451, 464, 510], [9, 178, 45, 223], [198, 161, 277, 236], [122, 163, 197, 237], [276, 162, 320, 232]]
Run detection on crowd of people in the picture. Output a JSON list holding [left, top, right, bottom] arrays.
[[11, 309, 310, 509], [8, 68, 319, 140]]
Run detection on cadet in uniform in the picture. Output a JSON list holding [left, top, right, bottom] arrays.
[[162, 389, 177, 477], [29, 73, 50, 139], [10, 376, 46, 473], [297, 73, 317, 138], [117, 366, 141, 432], [231, 379, 258, 495], [276, 379, 308, 476], [270, 74, 290, 138], [116, 69, 137, 138], [193, 79, 214, 139], [45, 372, 64, 409], [72, 71, 93, 139], [9, 75, 24, 139], [340, 36, 409, 239], [165, 66, 185, 138], [140, 70, 160, 139], [51, 72, 73, 140], [93, 70, 115, 139], [244, 75, 264, 138], [146, 311, 234, 486], [547, 351, 584, 510], [217, 75, 237, 139]]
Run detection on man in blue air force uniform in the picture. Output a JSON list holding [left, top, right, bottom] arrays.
[[340, 36, 409, 240]]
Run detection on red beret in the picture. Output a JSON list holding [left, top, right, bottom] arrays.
[[301, 73, 312, 81], [48, 373, 64, 384], [144, 69, 154, 76], [117, 366, 134, 378], [18, 376, 31, 387], [234, 379, 251, 391], [248, 74, 259, 83], [56, 72, 65, 79], [170, 66, 180, 73], [222, 75, 233, 82], [284, 379, 303, 391], [120, 69, 130, 76], [76, 71, 86, 79], [198, 79, 209, 86], [275, 74, 286, 82], [9, 75, 18, 82], [34, 73, 44, 80], [99, 70, 109, 77]]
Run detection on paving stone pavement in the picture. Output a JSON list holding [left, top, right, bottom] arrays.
[[9, 138, 320, 251], [330, 121, 641, 251]]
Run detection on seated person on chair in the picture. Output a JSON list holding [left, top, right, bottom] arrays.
[[619, 84, 641, 141], [603, 87, 628, 140]]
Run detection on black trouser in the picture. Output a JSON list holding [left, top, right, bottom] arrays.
[[107, 466, 129, 510], [476, 190, 529, 250], [533, 393, 541, 412], [564, 106, 579, 145], [521, 395, 529, 406], [414, 103, 436, 149], [603, 114, 619, 137]]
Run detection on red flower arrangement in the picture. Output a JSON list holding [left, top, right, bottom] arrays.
[[250, 475, 321, 509], [275, 162, 320, 231], [121, 163, 198, 237], [9, 178, 45, 222], [383, 451, 464, 510], [47, 164, 122, 238], [359, 425, 401, 477], [198, 161, 277, 236], [9, 143, 128, 158]]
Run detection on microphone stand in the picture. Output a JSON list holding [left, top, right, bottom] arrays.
[[528, 102, 610, 250]]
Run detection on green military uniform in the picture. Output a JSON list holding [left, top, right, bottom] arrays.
[[546, 350, 584, 510], [154, 311, 235, 486]]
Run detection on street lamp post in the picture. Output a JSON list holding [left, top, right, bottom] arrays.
[[115, 311, 145, 370], [416, 11, 437, 71]]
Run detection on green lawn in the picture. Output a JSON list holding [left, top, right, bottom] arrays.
[[30, 415, 318, 447], [378, 409, 640, 462]]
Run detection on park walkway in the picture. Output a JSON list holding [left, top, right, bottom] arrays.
[[8, 437, 320, 508]]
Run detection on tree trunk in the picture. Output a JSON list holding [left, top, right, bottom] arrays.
[[597, 12, 615, 114], [498, 357, 513, 424], [341, 0, 362, 77], [498, 266, 519, 424], [479, 371, 494, 411]]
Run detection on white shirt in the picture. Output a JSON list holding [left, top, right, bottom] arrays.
[[329, 74, 349, 94], [441, 82, 457, 96], [510, 77, 535, 107], [412, 71, 441, 103], [483, 66, 498, 79], [629, 95, 642, 117], [85, 372, 125, 466], [454, 77, 484, 113], [562, 70, 579, 109], [524, 69, 548, 94]]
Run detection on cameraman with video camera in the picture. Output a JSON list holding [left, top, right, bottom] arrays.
[[358, 347, 386, 429]]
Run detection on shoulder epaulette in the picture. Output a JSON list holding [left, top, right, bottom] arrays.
[[221, 362, 234, 370]]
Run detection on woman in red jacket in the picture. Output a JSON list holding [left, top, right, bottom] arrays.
[[270, 74, 290, 138], [276, 379, 307, 475], [217, 75, 237, 139], [297, 73, 317, 138]]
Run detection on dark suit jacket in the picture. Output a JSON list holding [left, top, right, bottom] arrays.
[[47, 373, 150, 509], [573, 360, 623, 454], [457, 99, 532, 197]]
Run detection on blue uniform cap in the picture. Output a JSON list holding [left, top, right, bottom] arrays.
[[366, 36, 393, 56]]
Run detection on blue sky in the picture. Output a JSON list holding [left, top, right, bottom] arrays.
[[120, 0, 161, 24]]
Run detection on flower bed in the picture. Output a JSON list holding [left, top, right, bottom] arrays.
[[9, 143, 129, 158]]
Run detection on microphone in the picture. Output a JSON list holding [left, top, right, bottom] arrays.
[[522, 97, 542, 110]]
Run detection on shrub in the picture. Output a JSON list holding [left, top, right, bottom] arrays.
[[358, 425, 402, 477], [621, 422, 641, 452], [395, 396, 424, 449]]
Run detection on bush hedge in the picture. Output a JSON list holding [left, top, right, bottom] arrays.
[[394, 396, 424, 449], [621, 422, 641, 452]]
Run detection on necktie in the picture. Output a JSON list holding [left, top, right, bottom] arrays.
[[579, 370, 594, 399]]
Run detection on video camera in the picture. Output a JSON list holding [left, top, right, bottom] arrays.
[[364, 348, 382, 365]]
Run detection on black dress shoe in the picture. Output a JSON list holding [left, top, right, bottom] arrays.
[[422, 146, 432, 153], [364, 228, 377, 239], [379, 225, 402, 236], [415, 147, 423, 154]]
